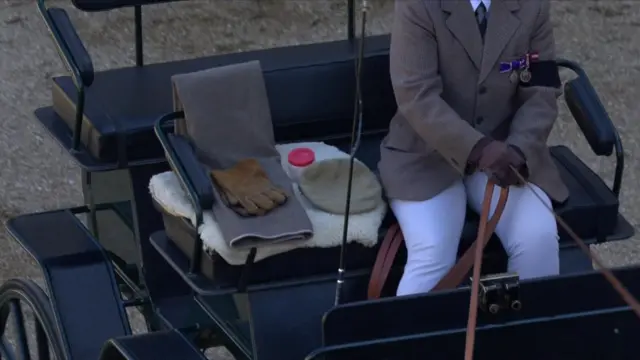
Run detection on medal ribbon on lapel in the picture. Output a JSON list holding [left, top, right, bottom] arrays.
[[499, 52, 540, 73]]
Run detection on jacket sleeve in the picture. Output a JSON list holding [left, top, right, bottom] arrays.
[[506, 0, 562, 170], [390, 0, 485, 174]]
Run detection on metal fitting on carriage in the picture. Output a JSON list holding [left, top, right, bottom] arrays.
[[488, 303, 500, 314], [361, 0, 370, 12], [510, 300, 523, 311], [476, 273, 521, 315]]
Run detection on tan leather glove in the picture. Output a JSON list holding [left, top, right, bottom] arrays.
[[210, 159, 288, 216]]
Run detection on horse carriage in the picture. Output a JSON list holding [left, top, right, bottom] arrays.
[[2, 0, 640, 359]]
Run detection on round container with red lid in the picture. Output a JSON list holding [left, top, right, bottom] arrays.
[[287, 147, 316, 182]]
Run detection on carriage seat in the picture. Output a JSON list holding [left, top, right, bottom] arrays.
[[47, 32, 625, 285], [150, 140, 386, 262], [149, 140, 390, 286], [346, 134, 621, 247], [149, 131, 620, 287]]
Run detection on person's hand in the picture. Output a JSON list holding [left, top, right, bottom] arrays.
[[469, 139, 528, 187], [505, 145, 529, 183]]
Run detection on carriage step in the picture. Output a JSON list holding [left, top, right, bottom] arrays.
[[100, 330, 206, 360]]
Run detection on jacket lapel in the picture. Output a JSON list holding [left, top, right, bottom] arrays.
[[442, 0, 483, 71], [479, 0, 521, 83]]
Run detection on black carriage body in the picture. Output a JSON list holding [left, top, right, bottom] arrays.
[[3, 0, 638, 359]]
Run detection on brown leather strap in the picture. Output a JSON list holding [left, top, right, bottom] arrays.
[[367, 223, 402, 299], [508, 166, 640, 318], [432, 185, 508, 291], [367, 181, 508, 299], [462, 168, 640, 360], [464, 181, 497, 360]]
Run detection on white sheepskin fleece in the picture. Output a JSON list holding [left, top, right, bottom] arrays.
[[148, 141, 387, 265]]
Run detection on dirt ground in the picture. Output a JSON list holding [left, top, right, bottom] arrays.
[[1, 0, 640, 358]]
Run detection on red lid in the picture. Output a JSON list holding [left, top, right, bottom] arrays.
[[288, 147, 315, 167]]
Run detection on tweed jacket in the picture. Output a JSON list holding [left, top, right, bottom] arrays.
[[378, 0, 569, 203]]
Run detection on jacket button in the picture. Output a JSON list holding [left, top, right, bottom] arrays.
[[479, 86, 487, 94], [476, 116, 484, 124]]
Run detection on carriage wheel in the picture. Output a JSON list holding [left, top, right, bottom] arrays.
[[0, 278, 67, 360]]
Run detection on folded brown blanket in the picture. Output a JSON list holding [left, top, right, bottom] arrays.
[[171, 60, 313, 249]]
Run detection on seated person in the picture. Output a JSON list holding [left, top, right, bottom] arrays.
[[379, 0, 568, 296]]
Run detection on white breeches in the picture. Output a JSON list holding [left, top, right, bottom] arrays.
[[390, 172, 560, 296]]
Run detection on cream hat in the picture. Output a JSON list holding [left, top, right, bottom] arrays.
[[298, 158, 383, 214]]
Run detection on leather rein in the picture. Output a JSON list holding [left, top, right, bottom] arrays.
[[368, 181, 508, 299], [367, 167, 640, 360]]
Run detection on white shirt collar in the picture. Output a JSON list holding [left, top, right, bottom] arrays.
[[470, 0, 491, 12]]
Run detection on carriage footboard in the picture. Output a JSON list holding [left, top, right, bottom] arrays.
[[5, 209, 131, 359], [307, 306, 639, 360], [99, 330, 206, 360]]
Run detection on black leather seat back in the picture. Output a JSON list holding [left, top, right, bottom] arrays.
[[265, 49, 396, 143], [51, 35, 396, 161]]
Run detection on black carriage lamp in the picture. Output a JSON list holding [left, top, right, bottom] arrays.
[[335, 0, 369, 306]]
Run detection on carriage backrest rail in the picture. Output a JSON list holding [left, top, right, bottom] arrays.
[[72, 0, 180, 11], [43, 0, 359, 82], [38, 0, 362, 167], [69, 0, 358, 40]]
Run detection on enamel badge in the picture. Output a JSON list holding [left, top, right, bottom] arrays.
[[519, 68, 531, 83]]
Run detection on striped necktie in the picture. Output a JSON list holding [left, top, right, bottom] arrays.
[[476, 2, 488, 40]]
